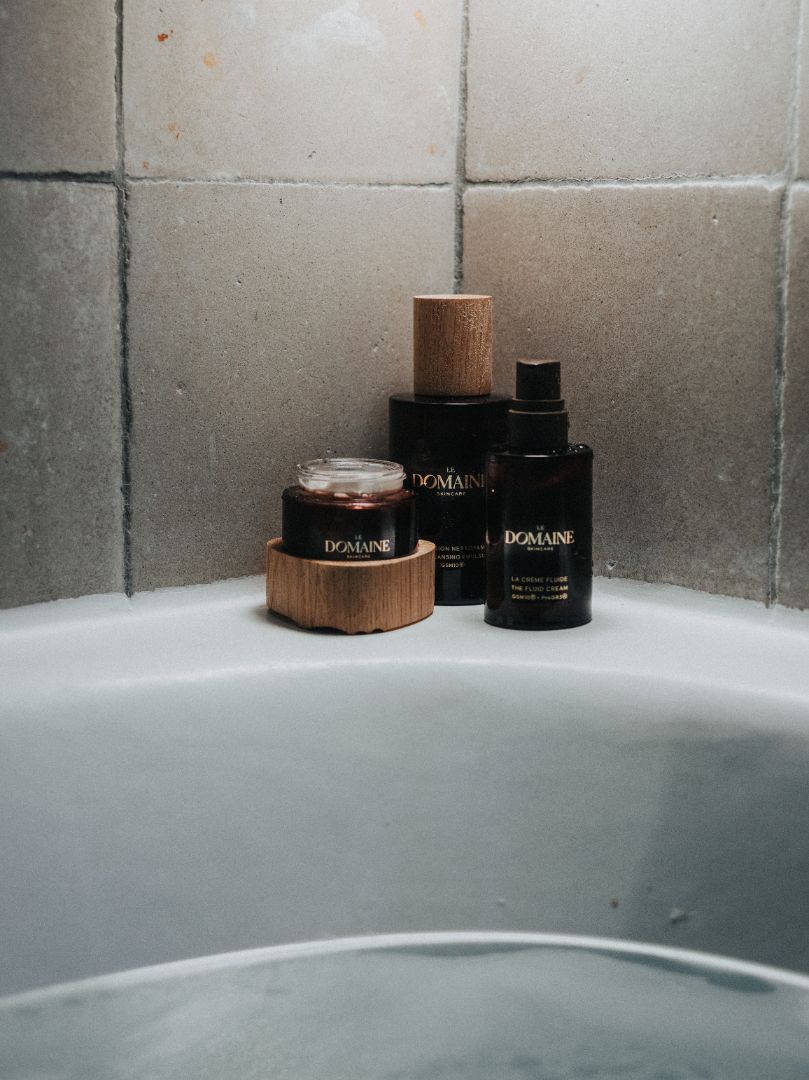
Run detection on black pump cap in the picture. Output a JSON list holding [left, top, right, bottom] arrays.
[[507, 358, 569, 451], [516, 358, 561, 402]]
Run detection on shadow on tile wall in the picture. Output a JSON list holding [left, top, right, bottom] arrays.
[[0, 0, 807, 609]]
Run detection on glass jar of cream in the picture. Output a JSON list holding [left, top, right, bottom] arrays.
[[281, 459, 416, 561]]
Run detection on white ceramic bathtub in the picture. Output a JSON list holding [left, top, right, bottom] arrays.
[[1, 576, 808, 997], [5, 933, 809, 1079]]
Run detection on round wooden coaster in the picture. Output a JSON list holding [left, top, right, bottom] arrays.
[[266, 538, 436, 634]]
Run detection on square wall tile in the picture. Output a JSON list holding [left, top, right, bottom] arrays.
[[0, 181, 122, 608], [464, 181, 782, 600], [0, 0, 117, 173], [778, 184, 809, 608], [466, 0, 798, 181], [124, 1, 461, 182], [127, 181, 453, 591]]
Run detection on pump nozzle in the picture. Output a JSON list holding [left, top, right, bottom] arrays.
[[515, 359, 562, 402], [507, 358, 569, 451]]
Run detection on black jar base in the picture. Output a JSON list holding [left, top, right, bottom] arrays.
[[484, 609, 592, 630]]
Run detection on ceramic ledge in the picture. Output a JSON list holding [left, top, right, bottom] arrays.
[[1, 575, 808, 713]]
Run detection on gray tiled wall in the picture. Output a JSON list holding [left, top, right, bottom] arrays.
[[463, 182, 782, 600], [123, 0, 462, 183], [0, 0, 118, 173], [127, 181, 453, 589], [0, 181, 123, 607], [466, 0, 799, 181], [1, 0, 807, 609]]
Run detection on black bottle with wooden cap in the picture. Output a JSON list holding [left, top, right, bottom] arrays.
[[389, 295, 509, 604], [485, 359, 593, 630]]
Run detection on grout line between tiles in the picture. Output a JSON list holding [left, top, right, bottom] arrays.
[[453, 0, 470, 292], [465, 174, 789, 191], [114, 0, 133, 597], [126, 176, 453, 189], [0, 173, 792, 192], [0, 170, 115, 184], [770, 189, 792, 607], [768, 0, 804, 607]]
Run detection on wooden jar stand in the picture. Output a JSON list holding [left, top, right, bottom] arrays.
[[266, 538, 436, 634]]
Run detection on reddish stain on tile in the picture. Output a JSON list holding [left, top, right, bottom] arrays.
[[156, 31, 174, 42], [426, 144, 437, 155], [414, 8, 427, 27], [142, 160, 150, 170], [202, 51, 218, 69], [167, 122, 181, 140], [0, 438, 9, 453]]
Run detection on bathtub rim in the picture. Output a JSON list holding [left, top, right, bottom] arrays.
[[3, 930, 809, 1009], [2, 575, 809, 714]]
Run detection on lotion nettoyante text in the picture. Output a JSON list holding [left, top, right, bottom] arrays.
[[389, 295, 508, 604]]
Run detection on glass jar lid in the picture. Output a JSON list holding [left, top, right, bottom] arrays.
[[297, 458, 405, 495]]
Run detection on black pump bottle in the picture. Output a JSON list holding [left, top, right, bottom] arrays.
[[389, 296, 508, 604], [485, 359, 593, 630]]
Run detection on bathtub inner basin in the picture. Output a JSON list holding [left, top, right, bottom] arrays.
[[2, 933, 809, 1079], [1, 575, 809, 999]]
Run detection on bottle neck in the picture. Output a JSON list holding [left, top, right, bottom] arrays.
[[507, 401, 569, 452]]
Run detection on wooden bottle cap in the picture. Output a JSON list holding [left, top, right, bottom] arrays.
[[413, 295, 492, 397], [266, 539, 436, 634]]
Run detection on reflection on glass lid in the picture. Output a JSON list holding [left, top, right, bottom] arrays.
[[297, 458, 405, 494]]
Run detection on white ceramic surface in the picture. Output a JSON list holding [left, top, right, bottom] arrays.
[[1, 576, 808, 996], [3, 933, 809, 1079]]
